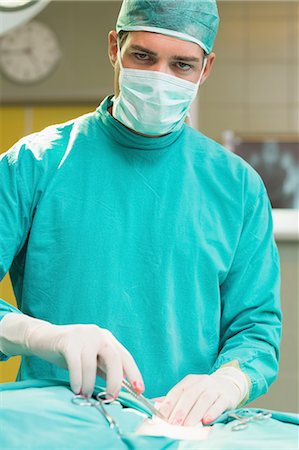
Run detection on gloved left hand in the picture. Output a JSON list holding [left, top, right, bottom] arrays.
[[158, 367, 249, 426]]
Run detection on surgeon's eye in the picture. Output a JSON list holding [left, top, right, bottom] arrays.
[[175, 62, 193, 71], [133, 52, 151, 61]]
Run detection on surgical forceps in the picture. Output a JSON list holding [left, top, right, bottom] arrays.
[[229, 411, 272, 431], [72, 392, 123, 436]]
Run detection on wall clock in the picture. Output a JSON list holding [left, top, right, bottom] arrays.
[[0, 20, 61, 84]]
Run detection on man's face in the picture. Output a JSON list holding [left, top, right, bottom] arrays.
[[108, 30, 215, 97]]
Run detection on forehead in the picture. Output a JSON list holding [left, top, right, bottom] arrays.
[[124, 31, 203, 57]]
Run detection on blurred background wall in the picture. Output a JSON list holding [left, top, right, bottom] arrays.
[[0, 0, 298, 412]]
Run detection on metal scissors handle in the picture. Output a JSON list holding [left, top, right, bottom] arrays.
[[230, 411, 272, 431], [72, 393, 122, 436]]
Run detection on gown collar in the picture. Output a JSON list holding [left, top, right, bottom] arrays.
[[95, 95, 185, 151]]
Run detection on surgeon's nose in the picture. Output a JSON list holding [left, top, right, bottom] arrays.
[[151, 61, 171, 76]]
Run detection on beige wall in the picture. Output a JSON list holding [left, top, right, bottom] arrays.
[[200, 1, 299, 140]]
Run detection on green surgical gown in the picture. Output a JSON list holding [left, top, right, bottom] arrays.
[[0, 95, 281, 402]]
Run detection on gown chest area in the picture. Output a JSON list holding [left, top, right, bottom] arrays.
[[30, 144, 241, 290]]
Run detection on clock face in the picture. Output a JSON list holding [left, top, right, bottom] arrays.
[[0, 1, 38, 11], [0, 20, 61, 84]]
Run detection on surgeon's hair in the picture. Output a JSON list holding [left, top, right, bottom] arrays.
[[118, 30, 130, 49]]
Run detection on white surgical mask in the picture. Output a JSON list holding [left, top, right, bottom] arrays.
[[112, 40, 207, 136]]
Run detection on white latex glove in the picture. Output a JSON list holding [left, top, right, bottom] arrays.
[[0, 313, 144, 398], [159, 367, 249, 426]]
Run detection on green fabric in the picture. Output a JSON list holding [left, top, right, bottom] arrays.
[[116, 0, 219, 53], [195, 410, 299, 450], [0, 379, 178, 450], [0, 95, 281, 403], [0, 380, 297, 450], [213, 408, 299, 426]]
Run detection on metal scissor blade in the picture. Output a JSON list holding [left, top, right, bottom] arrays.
[[136, 393, 167, 421], [121, 379, 167, 421]]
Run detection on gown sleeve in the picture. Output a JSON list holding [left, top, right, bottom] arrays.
[[0, 140, 42, 359], [211, 184, 282, 404]]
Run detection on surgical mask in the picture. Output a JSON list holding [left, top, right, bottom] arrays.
[[112, 41, 207, 136]]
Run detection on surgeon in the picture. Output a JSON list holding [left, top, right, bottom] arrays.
[[0, 0, 281, 427]]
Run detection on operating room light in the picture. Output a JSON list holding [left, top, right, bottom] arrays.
[[0, 0, 36, 9]]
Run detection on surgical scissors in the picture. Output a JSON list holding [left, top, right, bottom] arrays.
[[121, 378, 166, 420], [229, 411, 272, 431], [72, 378, 165, 436], [72, 392, 123, 436]]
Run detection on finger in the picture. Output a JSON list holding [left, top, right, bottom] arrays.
[[167, 379, 212, 425], [65, 350, 82, 395], [80, 348, 98, 397], [167, 388, 198, 426], [99, 343, 123, 398], [151, 396, 165, 403], [159, 389, 183, 420], [159, 376, 201, 419], [202, 395, 228, 424], [118, 344, 144, 394], [184, 390, 219, 426], [96, 363, 106, 381]]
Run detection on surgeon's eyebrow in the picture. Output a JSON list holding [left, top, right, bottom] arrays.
[[129, 45, 157, 55], [172, 55, 200, 62], [129, 45, 200, 62]]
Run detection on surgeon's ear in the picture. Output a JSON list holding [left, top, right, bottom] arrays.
[[108, 30, 118, 67], [200, 52, 216, 85]]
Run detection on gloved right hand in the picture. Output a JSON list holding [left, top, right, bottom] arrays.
[[0, 313, 144, 398]]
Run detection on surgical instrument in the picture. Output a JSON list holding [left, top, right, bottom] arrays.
[[72, 392, 123, 436], [229, 411, 272, 431], [121, 378, 167, 421]]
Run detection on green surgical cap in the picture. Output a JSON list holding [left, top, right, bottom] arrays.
[[116, 0, 219, 54]]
